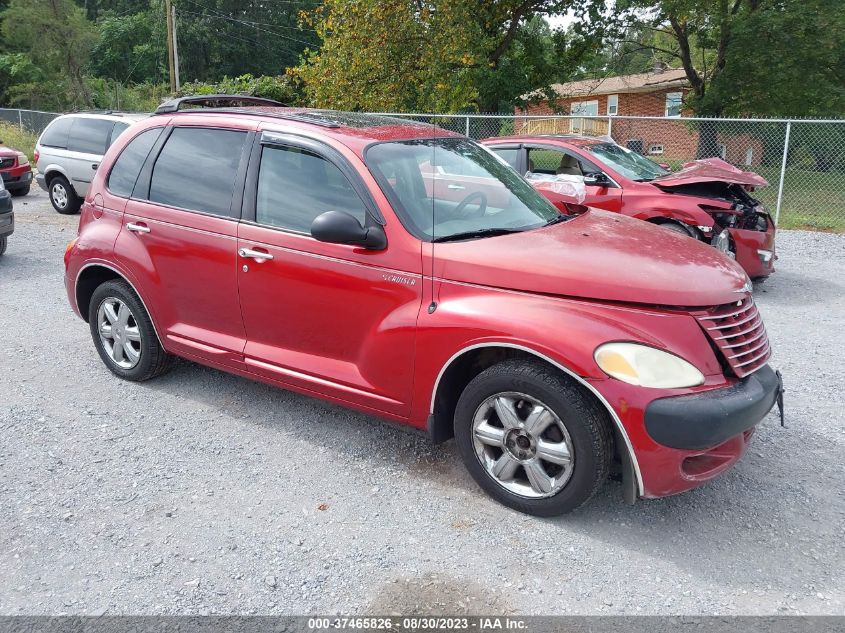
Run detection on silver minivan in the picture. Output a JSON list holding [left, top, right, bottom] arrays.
[[35, 112, 147, 214]]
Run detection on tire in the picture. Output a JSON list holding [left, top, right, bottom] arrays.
[[48, 175, 81, 214], [659, 221, 695, 237], [454, 359, 613, 516], [10, 184, 30, 197], [0, 235, 6, 256], [88, 280, 174, 381]]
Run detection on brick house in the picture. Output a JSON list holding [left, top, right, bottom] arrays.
[[517, 64, 763, 166]]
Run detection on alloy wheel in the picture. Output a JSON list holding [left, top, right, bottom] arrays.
[[51, 183, 68, 209], [96, 297, 142, 369], [471, 392, 575, 498]]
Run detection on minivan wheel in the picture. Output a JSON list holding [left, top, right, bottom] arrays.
[[88, 280, 174, 381], [454, 360, 612, 516], [48, 176, 81, 214]]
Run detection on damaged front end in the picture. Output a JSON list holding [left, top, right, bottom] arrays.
[[654, 178, 776, 280]]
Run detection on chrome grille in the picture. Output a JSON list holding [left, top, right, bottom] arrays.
[[695, 297, 771, 378]]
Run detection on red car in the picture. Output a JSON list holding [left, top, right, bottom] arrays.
[[0, 144, 33, 196], [64, 97, 782, 516], [482, 136, 776, 280]]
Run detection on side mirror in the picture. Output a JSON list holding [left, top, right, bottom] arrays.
[[311, 211, 387, 250], [583, 172, 609, 186]]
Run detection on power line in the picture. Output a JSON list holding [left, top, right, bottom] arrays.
[[178, 0, 316, 47]]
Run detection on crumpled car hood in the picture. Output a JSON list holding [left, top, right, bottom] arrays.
[[652, 157, 768, 189]]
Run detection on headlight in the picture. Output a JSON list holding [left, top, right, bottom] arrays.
[[594, 342, 705, 389]]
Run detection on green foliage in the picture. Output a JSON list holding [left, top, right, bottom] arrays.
[[292, 0, 576, 113], [1, 0, 97, 109], [0, 121, 38, 162], [177, 74, 302, 105], [89, 10, 166, 84]]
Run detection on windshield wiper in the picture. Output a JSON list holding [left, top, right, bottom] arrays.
[[432, 227, 525, 243], [544, 214, 571, 226]]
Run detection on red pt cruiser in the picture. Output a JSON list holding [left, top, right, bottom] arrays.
[[482, 135, 776, 280], [64, 97, 783, 516]]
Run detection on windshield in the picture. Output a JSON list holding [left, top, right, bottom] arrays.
[[365, 137, 560, 242], [584, 142, 669, 181]]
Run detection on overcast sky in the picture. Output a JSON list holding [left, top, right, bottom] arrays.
[[546, 11, 579, 30]]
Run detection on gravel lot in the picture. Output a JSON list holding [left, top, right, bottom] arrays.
[[0, 187, 843, 616]]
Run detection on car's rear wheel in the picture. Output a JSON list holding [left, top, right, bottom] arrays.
[[0, 236, 6, 256], [454, 359, 612, 516], [88, 280, 174, 381], [48, 175, 81, 214]]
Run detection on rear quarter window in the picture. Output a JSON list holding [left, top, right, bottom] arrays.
[[107, 128, 165, 198], [39, 117, 74, 149]]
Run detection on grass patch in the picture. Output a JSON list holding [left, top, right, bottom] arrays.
[[0, 121, 39, 163]]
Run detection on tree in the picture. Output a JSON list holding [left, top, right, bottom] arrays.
[[291, 0, 576, 113], [1, 0, 97, 108]]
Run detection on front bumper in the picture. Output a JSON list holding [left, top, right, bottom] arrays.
[[1, 167, 32, 189], [593, 364, 781, 499], [730, 220, 776, 280], [644, 365, 780, 449]]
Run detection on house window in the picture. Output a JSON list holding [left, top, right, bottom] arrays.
[[570, 100, 599, 116], [648, 144, 664, 155], [665, 92, 683, 117], [607, 95, 618, 116], [745, 146, 754, 165]]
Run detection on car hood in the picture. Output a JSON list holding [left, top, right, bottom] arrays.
[[432, 210, 750, 307], [0, 147, 19, 158], [651, 157, 768, 188]]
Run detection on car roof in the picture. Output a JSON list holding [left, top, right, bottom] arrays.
[[55, 112, 150, 123], [159, 107, 462, 150]]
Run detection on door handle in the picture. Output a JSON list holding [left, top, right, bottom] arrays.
[[447, 184, 465, 190], [238, 247, 273, 261], [126, 222, 150, 234], [92, 163, 99, 170]]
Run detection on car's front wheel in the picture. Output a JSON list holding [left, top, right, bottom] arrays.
[[48, 175, 81, 214], [454, 359, 612, 516], [10, 185, 30, 197], [88, 280, 174, 381], [0, 235, 6, 256]]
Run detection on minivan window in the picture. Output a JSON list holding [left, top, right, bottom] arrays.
[[256, 145, 368, 233], [39, 117, 74, 149], [67, 118, 115, 155], [109, 122, 131, 148], [107, 128, 164, 198], [149, 127, 247, 217]]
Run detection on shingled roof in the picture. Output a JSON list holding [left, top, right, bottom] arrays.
[[535, 67, 689, 99]]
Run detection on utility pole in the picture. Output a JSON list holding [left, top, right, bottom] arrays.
[[171, 3, 181, 91], [165, 0, 176, 94]]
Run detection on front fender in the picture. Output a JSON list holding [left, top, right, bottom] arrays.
[[409, 280, 723, 426]]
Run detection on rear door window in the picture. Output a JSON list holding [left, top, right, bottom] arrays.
[[108, 122, 131, 148], [255, 144, 368, 233], [107, 128, 164, 198], [149, 127, 247, 217], [39, 117, 74, 149], [491, 148, 519, 171], [67, 118, 115, 155]]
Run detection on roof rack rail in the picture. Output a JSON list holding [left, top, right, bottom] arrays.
[[154, 94, 285, 114]]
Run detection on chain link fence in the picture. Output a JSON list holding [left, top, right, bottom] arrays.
[[378, 113, 845, 232], [2, 107, 842, 231], [0, 108, 60, 136]]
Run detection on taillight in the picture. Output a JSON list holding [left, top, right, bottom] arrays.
[[33, 149, 39, 164]]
